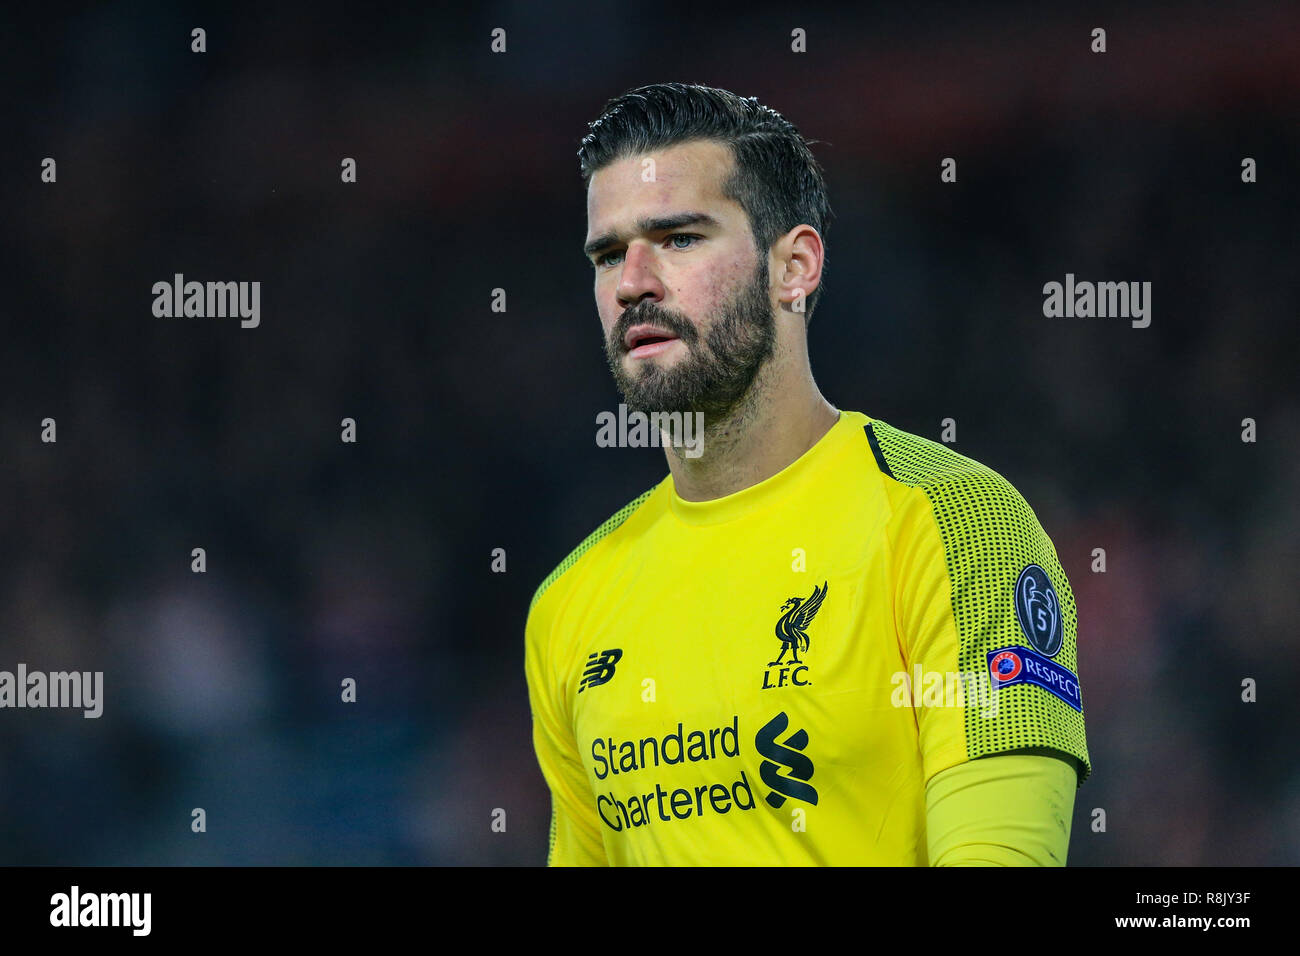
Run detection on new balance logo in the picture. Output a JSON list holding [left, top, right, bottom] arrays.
[[579, 649, 623, 692]]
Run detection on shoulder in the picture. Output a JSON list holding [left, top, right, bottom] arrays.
[[865, 417, 1050, 549], [866, 418, 1021, 500], [528, 483, 660, 619]]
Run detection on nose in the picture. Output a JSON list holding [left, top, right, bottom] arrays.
[[615, 240, 665, 309]]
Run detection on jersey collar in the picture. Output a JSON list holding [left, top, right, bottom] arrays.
[[666, 409, 860, 526]]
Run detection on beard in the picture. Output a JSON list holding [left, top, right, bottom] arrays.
[[604, 256, 776, 422]]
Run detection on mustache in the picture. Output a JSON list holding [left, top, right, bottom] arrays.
[[609, 304, 700, 351]]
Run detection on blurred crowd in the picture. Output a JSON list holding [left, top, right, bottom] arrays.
[[1, 3, 1296, 864]]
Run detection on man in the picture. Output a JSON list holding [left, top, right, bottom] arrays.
[[525, 83, 1090, 866]]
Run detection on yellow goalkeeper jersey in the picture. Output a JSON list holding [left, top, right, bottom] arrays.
[[525, 409, 1090, 865]]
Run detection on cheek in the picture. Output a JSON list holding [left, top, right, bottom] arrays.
[[593, 280, 616, 327], [597, 309, 616, 339], [696, 258, 754, 309]]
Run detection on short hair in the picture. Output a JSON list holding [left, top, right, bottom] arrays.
[[578, 82, 834, 321]]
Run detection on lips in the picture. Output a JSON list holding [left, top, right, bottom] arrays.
[[623, 323, 680, 352], [627, 338, 680, 359]]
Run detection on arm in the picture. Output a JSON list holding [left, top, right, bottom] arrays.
[[926, 750, 1077, 866], [524, 591, 608, 867], [876, 430, 1091, 862]]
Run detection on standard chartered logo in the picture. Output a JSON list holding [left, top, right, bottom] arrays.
[[589, 711, 818, 832], [754, 711, 818, 807], [591, 716, 753, 831]]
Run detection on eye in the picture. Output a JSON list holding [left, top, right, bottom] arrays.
[[595, 234, 701, 268]]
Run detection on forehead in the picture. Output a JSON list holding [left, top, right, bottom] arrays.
[[586, 139, 739, 226]]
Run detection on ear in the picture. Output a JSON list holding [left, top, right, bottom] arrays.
[[773, 224, 823, 317]]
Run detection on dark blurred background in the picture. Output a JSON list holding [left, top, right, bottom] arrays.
[[1, 1, 1296, 865]]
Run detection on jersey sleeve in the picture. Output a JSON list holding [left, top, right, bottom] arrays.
[[878, 425, 1091, 787], [925, 752, 1077, 865], [524, 585, 608, 867]]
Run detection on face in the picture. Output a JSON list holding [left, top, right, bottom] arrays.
[[584, 139, 776, 420]]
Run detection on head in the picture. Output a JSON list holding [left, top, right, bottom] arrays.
[[579, 83, 832, 420]]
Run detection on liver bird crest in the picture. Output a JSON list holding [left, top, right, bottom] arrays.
[[769, 581, 829, 666]]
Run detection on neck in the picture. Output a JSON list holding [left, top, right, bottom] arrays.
[[664, 355, 839, 502]]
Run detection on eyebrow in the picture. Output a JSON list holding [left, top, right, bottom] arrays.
[[583, 211, 721, 260]]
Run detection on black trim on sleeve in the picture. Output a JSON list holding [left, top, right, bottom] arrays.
[[863, 423, 896, 479]]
